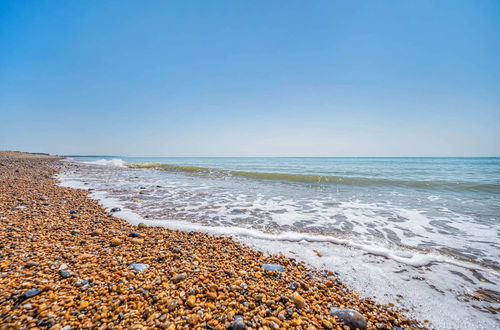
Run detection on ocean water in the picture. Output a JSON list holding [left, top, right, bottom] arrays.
[[58, 157, 500, 329]]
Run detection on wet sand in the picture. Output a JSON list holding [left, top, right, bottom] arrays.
[[0, 151, 420, 329]]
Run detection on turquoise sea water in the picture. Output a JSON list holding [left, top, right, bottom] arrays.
[[60, 156, 500, 329]]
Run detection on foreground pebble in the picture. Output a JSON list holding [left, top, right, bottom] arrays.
[[330, 308, 368, 330]]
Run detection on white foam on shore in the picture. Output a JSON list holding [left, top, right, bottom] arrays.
[[81, 158, 126, 167]]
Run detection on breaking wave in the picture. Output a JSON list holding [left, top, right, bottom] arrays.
[[125, 162, 500, 193]]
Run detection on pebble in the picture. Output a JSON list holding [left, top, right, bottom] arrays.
[[58, 269, 72, 279], [110, 207, 121, 212], [261, 263, 285, 272], [15, 288, 42, 305], [110, 238, 122, 246], [25, 261, 39, 268], [129, 262, 148, 273], [292, 292, 306, 309], [171, 272, 187, 283], [167, 300, 178, 311], [131, 238, 144, 244], [330, 308, 367, 330], [90, 229, 102, 236], [229, 315, 246, 329], [186, 295, 196, 308]]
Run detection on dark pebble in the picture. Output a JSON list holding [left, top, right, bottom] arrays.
[[58, 269, 72, 279], [329, 308, 367, 330], [110, 207, 121, 212], [229, 315, 246, 330], [15, 288, 42, 306]]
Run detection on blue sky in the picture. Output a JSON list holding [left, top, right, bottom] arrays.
[[1, 0, 499, 156]]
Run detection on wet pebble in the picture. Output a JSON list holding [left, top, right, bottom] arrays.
[[329, 308, 367, 330]]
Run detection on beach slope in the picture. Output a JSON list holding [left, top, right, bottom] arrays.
[[0, 151, 417, 329]]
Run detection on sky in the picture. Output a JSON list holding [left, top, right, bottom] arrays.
[[1, 1, 499, 157]]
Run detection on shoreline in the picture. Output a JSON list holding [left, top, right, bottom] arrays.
[[0, 152, 418, 329]]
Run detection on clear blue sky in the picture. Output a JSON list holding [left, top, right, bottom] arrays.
[[1, 1, 499, 156]]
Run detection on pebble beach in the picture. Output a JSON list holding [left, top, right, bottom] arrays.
[[0, 152, 419, 329]]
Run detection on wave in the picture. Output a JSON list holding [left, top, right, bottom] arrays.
[[83, 158, 126, 168], [125, 162, 500, 193], [56, 177, 494, 270]]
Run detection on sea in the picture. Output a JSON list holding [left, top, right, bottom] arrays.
[[57, 156, 500, 329]]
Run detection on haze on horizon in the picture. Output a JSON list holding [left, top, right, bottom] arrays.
[[1, 1, 499, 157]]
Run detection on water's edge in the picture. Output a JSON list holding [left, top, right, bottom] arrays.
[[57, 158, 500, 329]]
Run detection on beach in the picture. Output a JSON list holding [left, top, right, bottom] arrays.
[[0, 151, 418, 329], [55, 155, 499, 329]]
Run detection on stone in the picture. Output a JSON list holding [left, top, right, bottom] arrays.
[[90, 229, 102, 236], [131, 238, 144, 244], [58, 269, 72, 279], [70, 229, 80, 235], [329, 308, 367, 330], [167, 300, 178, 311], [171, 272, 187, 283], [229, 315, 246, 330], [39, 196, 48, 201], [137, 222, 147, 228], [292, 293, 306, 309], [25, 261, 39, 268], [110, 238, 122, 247], [13, 206, 27, 210], [69, 209, 77, 214], [15, 288, 42, 306], [262, 263, 285, 272], [110, 207, 121, 212], [129, 232, 141, 237], [322, 319, 334, 329], [129, 262, 148, 273], [186, 295, 196, 308]]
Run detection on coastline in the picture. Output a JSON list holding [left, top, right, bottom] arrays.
[[0, 152, 418, 329]]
